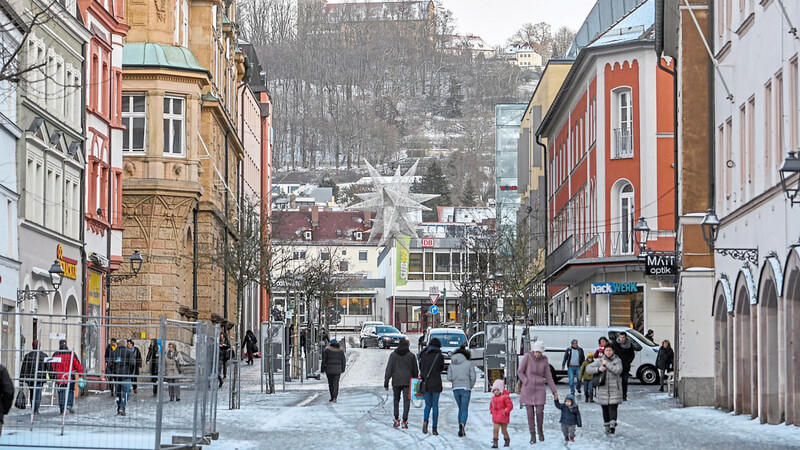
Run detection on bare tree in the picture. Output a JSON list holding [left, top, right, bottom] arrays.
[[550, 26, 575, 60], [507, 22, 553, 62]]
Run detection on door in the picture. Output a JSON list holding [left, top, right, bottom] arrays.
[[468, 332, 485, 361]]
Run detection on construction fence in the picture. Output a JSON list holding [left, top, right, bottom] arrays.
[[0, 313, 220, 450]]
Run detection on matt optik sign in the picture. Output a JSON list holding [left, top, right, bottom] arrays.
[[644, 253, 677, 276], [591, 282, 640, 295]]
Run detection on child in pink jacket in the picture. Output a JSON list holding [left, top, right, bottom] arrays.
[[489, 379, 513, 448]]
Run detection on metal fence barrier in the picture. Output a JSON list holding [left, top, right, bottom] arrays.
[[0, 313, 219, 450]]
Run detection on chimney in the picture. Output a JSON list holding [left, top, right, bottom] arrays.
[[311, 205, 320, 228]]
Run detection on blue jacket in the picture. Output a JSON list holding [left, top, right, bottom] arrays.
[[554, 394, 582, 427]]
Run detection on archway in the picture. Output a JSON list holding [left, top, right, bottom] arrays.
[[65, 295, 81, 359], [734, 272, 753, 416], [784, 248, 800, 426], [714, 278, 732, 411], [758, 260, 782, 424]]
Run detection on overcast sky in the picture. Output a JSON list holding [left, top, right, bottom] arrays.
[[438, 0, 598, 47]]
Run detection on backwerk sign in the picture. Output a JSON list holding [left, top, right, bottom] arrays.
[[591, 282, 640, 295]]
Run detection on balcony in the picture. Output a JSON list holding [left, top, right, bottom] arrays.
[[613, 128, 634, 159]]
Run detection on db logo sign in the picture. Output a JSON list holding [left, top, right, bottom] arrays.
[[421, 238, 435, 248]]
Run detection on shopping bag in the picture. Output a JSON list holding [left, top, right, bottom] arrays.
[[410, 377, 425, 397], [14, 390, 26, 410]]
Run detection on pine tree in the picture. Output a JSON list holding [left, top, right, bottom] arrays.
[[461, 181, 477, 207], [415, 160, 451, 221]]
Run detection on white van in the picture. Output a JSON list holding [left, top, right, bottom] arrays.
[[467, 326, 660, 384]]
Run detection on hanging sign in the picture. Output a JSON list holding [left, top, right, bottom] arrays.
[[644, 253, 677, 276], [57, 244, 78, 280]]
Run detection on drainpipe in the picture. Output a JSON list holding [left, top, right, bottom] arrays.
[[224, 131, 229, 320], [535, 132, 548, 325], [193, 200, 198, 311], [106, 38, 114, 318]]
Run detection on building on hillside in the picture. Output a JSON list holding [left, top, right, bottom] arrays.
[[504, 43, 543, 69], [440, 34, 494, 59], [495, 104, 527, 230], [0, 0, 26, 371], [537, 0, 677, 346], [703, 0, 800, 425], [271, 208, 384, 330], [77, 0, 129, 373], [12, 0, 91, 363], [119, 0, 246, 330], [518, 59, 572, 324]]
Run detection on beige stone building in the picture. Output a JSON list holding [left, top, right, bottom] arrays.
[[117, 0, 246, 328]]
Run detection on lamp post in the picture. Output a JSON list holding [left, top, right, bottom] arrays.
[[105, 251, 145, 317], [700, 209, 759, 265], [292, 274, 303, 381], [16, 260, 64, 364], [779, 151, 800, 206], [634, 216, 651, 254]]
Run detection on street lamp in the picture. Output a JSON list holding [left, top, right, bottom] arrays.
[[700, 208, 758, 266], [106, 250, 146, 317], [634, 216, 650, 254], [17, 260, 64, 306], [779, 151, 800, 206]]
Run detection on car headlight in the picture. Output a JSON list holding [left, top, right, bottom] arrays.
[[383, 336, 391, 340]]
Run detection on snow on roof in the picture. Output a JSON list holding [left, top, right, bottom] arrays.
[[442, 34, 493, 52], [588, 0, 655, 48]]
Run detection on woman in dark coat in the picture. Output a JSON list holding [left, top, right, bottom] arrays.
[[418, 337, 445, 435], [218, 332, 231, 387], [242, 330, 258, 365], [321, 339, 346, 402], [656, 339, 674, 392], [145, 339, 159, 396]]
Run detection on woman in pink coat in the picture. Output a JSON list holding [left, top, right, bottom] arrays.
[[517, 340, 558, 444]]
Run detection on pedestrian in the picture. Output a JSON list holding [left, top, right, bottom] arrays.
[[105, 338, 118, 396], [594, 336, 608, 362], [489, 379, 512, 448], [656, 339, 674, 392], [165, 343, 181, 401], [417, 334, 426, 353], [242, 330, 258, 365], [321, 338, 346, 402], [579, 353, 595, 402], [612, 332, 636, 401], [517, 340, 558, 444], [146, 339, 159, 396], [109, 338, 134, 415], [51, 340, 83, 415], [20, 340, 48, 413], [384, 338, 418, 429], [586, 345, 624, 434], [0, 364, 13, 436], [321, 329, 330, 346], [645, 329, 655, 342], [554, 393, 582, 442], [561, 339, 585, 397], [446, 343, 476, 437], [418, 337, 444, 435], [218, 331, 231, 388], [127, 339, 142, 394]]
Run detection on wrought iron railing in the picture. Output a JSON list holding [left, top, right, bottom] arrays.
[[613, 128, 634, 159]]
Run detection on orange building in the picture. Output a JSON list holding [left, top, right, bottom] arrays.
[[538, 1, 676, 366]]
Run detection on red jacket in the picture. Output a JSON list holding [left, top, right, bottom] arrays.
[[489, 389, 514, 424], [49, 350, 83, 385]]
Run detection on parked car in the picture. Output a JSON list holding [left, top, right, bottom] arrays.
[[466, 325, 660, 384], [423, 328, 467, 368], [361, 325, 406, 349], [359, 321, 384, 340]]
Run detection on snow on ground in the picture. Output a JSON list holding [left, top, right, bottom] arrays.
[[208, 342, 800, 450]]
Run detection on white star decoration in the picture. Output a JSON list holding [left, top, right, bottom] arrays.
[[349, 160, 438, 247]]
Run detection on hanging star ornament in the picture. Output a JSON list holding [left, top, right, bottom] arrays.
[[349, 160, 438, 247]]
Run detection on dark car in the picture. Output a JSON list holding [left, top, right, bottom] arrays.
[[360, 326, 407, 349]]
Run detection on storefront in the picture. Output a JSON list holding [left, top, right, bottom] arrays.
[[390, 297, 460, 333]]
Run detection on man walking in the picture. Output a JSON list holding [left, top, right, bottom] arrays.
[[105, 338, 118, 396], [127, 340, 142, 394], [384, 338, 418, 429], [562, 340, 585, 397], [109, 340, 134, 415], [20, 340, 48, 413], [612, 332, 636, 401], [51, 340, 83, 414], [321, 339, 346, 402]]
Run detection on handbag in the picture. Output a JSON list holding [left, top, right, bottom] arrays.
[[514, 379, 522, 394], [592, 370, 606, 388], [14, 390, 27, 410], [417, 352, 440, 396]]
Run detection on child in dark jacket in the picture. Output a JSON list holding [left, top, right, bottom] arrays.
[[554, 393, 582, 442]]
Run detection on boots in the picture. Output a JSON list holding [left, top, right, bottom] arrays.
[[491, 438, 499, 448], [422, 420, 428, 434], [458, 423, 464, 437], [604, 422, 612, 435], [610, 420, 617, 434], [393, 418, 400, 428], [529, 432, 536, 444], [538, 427, 545, 442], [432, 428, 438, 436], [504, 437, 510, 447]]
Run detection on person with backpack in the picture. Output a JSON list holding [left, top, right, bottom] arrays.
[[384, 338, 418, 429], [109, 338, 134, 415], [418, 337, 444, 435], [447, 344, 476, 437]]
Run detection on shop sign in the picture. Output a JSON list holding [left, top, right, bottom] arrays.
[[644, 253, 677, 276], [421, 238, 435, 248], [395, 236, 410, 287], [591, 282, 639, 295], [88, 271, 103, 306], [57, 244, 78, 280]]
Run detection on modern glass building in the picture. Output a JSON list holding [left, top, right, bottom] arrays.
[[495, 104, 527, 230]]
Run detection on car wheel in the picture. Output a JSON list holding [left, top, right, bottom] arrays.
[[378, 340, 385, 349], [639, 365, 659, 385], [360, 339, 365, 348], [550, 365, 559, 383]]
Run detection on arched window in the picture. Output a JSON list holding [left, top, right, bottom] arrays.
[[611, 180, 635, 255]]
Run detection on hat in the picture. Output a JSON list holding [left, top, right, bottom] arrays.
[[532, 340, 545, 353], [565, 393, 576, 404], [330, 338, 337, 344], [587, 352, 594, 359], [491, 379, 505, 392]]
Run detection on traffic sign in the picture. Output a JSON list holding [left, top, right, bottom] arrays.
[[429, 293, 439, 305], [429, 305, 439, 315]]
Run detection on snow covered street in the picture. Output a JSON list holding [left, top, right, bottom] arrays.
[[210, 339, 800, 449]]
